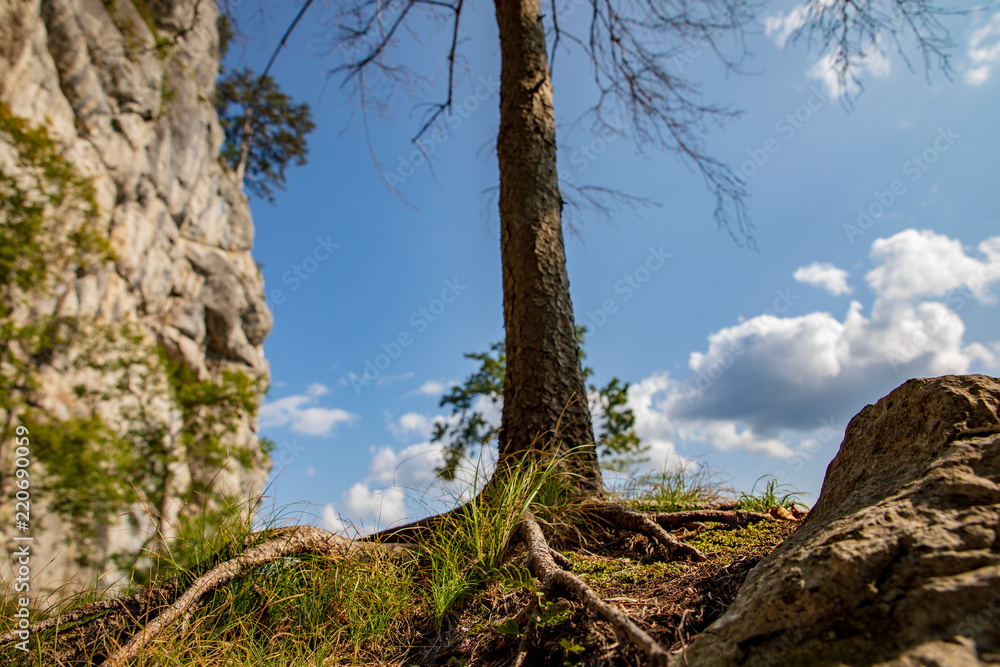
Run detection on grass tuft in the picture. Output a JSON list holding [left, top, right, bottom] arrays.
[[736, 475, 806, 513]]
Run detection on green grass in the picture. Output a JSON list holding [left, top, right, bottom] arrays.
[[617, 460, 726, 512], [0, 460, 804, 666], [425, 448, 581, 623], [736, 475, 806, 513]]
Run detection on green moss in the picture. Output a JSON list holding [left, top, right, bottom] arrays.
[[568, 554, 685, 586], [160, 347, 268, 474], [129, 0, 159, 36], [687, 519, 790, 565], [0, 103, 106, 304]]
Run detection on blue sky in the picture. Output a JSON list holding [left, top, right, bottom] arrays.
[[227, 1, 1000, 533]]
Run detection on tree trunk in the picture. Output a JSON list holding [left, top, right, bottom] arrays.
[[493, 0, 601, 493]]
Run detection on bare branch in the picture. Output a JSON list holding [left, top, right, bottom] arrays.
[[788, 0, 965, 102]]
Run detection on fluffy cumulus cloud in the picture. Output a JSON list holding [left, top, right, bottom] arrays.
[[867, 230, 999, 301], [321, 398, 503, 533], [629, 229, 1000, 460], [794, 262, 852, 295], [964, 11, 1000, 86], [320, 441, 448, 534], [260, 393, 357, 436]]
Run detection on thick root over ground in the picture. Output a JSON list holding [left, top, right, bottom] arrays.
[[1, 506, 782, 666]]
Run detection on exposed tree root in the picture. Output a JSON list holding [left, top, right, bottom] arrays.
[[584, 503, 709, 561], [3, 506, 775, 666], [519, 510, 672, 666], [647, 508, 770, 530], [2, 527, 410, 666], [0, 582, 178, 647]]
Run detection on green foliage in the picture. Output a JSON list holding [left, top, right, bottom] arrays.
[[10, 317, 268, 566], [433, 326, 647, 478], [0, 103, 105, 313], [432, 341, 505, 478], [620, 461, 724, 513], [736, 475, 806, 513], [161, 348, 267, 474], [215, 68, 316, 202], [0, 104, 127, 565], [24, 413, 132, 548], [217, 14, 235, 59]]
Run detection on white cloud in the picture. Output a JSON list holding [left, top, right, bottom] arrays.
[[387, 412, 443, 441], [964, 11, 1000, 85], [794, 262, 852, 295], [320, 438, 497, 534], [408, 380, 450, 397], [764, 4, 810, 49], [866, 229, 999, 301], [306, 383, 329, 397], [629, 229, 1000, 460], [259, 394, 357, 436]]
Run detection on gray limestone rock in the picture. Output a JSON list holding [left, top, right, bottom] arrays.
[[0, 0, 272, 597], [674, 375, 1000, 667]]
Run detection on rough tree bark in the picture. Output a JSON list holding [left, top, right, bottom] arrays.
[[495, 0, 602, 494]]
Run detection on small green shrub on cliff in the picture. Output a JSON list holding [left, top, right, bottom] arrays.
[[0, 105, 266, 569]]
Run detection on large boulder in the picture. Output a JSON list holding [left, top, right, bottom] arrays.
[[674, 375, 1000, 666]]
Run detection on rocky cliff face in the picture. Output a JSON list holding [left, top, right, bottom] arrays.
[[0, 0, 272, 596]]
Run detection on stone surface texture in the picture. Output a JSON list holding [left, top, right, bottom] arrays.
[[0, 0, 272, 595], [674, 374, 1000, 666]]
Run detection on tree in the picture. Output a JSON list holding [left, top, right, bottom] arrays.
[[433, 327, 647, 478], [324, 0, 954, 499], [215, 69, 316, 201], [214, 16, 316, 201], [22, 2, 959, 664]]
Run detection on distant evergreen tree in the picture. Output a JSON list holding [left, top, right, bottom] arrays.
[[214, 17, 315, 202]]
